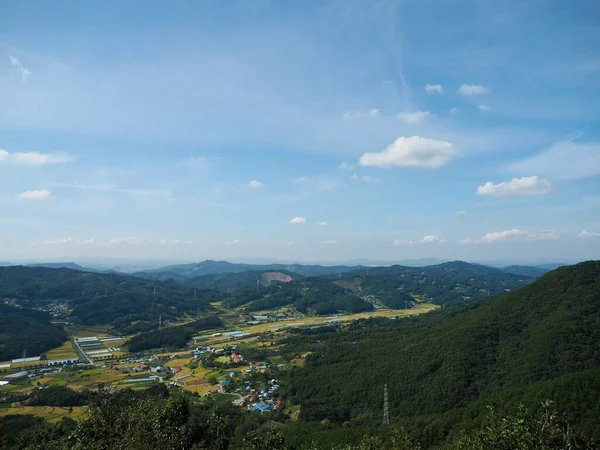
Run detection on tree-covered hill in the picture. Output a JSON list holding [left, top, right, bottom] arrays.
[[225, 277, 374, 315], [337, 261, 533, 307], [136, 269, 300, 292], [281, 261, 600, 444], [0, 266, 217, 333], [500, 264, 551, 278], [0, 304, 67, 361]]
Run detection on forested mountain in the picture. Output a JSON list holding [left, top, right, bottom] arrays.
[[281, 261, 600, 446], [135, 260, 364, 279], [0, 304, 67, 360], [335, 261, 533, 307], [137, 269, 299, 291], [501, 265, 551, 278], [0, 266, 217, 333], [27, 262, 93, 271], [225, 278, 374, 315]]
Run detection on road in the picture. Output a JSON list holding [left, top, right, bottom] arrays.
[[72, 338, 94, 365]]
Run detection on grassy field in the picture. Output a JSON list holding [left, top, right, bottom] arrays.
[[72, 325, 111, 338], [46, 341, 79, 360], [0, 405, 87, 422]]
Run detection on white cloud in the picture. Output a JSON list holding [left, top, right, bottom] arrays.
[[339, 162, 356, 171], [9, 55, 32, 81], [324, 240, 338, 245], [450, 107, 458, 114], [248, 180, 264, 189], [289, 216, 306, 224], [424, 84, 443, 94], [476, 176, 552, 196], [463, 229, 559, 244], [43, 237, 96, 245], [17, 189, 52, 200], [393, 239, 415, 245], [359, 136, 455, 169], [479, 104, 492, 111], [397, 111, 431, 124], [458, 84, 490, 95], [316, 221, 328, 226], [225, 239, 241, 245], [0, 149, 73, 165], [580, 230, 600, 238], [342, 109, 380, 120], [421, 235, 446, 244], [107, 236, 153, 245], [509, 139, 600, 180], [455, 210, 467, 215]]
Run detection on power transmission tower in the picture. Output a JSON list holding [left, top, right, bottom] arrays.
[[383, 384, 390, 425], [158, 315, 162, 330]]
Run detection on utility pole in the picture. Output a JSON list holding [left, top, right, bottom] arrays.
[[383, 384, 390, 425]]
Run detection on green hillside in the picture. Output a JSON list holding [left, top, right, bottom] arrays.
[[0, 304, 67, 361], [225, 277, 374, 315], [281, 261, 600, 445], [338, 261, 533, 307], [501, 264, 551, 278], [0, 266, 216, 333]]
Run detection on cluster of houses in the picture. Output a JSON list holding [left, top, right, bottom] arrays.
[[228, 377, 281, 413]]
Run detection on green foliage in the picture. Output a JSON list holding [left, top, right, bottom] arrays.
[[0, 304, 67, 360], [281, 261, 600, 445], [0, 266, 216, 332], [27, 386, 88, 407], [225, 278, 373, 315], [450, 401, 596, 450], [347, 261, 533, 307], [127, 316, 223, 352]]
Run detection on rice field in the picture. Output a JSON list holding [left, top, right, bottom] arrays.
[[46, 341, 79, 360], [0, 405, 87, 422]]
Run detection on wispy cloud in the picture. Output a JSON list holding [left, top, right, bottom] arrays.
[[458, 84, 490, 95], [43, 237, 96, 245], [359, 136, 455, 169], [424, 84, 443, 94], [0, 149, 73, 165], [450, 107, 458, 114], [478, 104, 492, 111], [580, 230, 600, 238], [17, 189, 52, 200], [477, 176, 552, 196], [9, 55, 32, 81], [393, 239, 415, 245], [339, 162, 356, 171], [350, 173, 380, 183], [248, 180, 264, 189], [225, 239, 241, 245], [316, 221, 328, 226], [324, 239, 338, 245], [421, 235, 446, 244], [289, 216, 306, 224], [455, 210, 467, 215], [342, 109, 380, 120], [509, 138, 600, 180], [461, 229, 559, 244], [397, 111, 431, 124]]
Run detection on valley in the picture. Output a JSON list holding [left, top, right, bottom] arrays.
[[1, 260, 599, 449]]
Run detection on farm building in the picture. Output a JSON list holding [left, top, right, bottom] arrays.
[[4, 371, 29, 382]]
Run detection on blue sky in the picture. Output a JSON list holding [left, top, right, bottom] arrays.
[[1, 0, 599, 263]]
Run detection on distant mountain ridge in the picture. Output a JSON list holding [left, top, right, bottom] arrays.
[[135, 259, 366, 279]]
